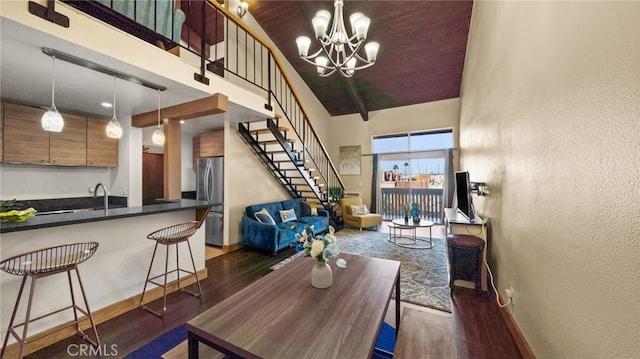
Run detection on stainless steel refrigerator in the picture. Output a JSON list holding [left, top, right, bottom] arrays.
[[196, 156, 223, 246]]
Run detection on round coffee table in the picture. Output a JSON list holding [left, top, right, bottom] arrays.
[[388, 218, 435, 249]]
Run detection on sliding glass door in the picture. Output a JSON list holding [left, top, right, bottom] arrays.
[[374, 130, 452, 223]]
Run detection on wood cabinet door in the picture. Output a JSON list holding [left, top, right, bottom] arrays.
[[87, 118, 118, 167], [3, 102, 49, 164], [0, 102, 3, 162], [50, 113, 87, 165]]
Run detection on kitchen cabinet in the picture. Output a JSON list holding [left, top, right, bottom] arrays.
[[3, 102, 50, 164], [1, 102, 118, 167], [50, 113, 87, 165], [87, 118, 119, 167], [192, 130, 223, 169], [0, 102, 3, 162]]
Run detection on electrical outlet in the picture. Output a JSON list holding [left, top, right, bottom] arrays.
[[88, 186, 94, 193], [505, 287, 514, 304]]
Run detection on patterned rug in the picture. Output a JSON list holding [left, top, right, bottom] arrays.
[[334, 228, 451, 312]]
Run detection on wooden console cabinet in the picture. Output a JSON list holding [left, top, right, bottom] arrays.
[[192, 130, 223, 169]]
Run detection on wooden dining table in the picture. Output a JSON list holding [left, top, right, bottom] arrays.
[[187, 253, 401, 359]]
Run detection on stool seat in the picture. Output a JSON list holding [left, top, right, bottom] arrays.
[[446, 234, 485, 294], [1, 242, 100, 358]]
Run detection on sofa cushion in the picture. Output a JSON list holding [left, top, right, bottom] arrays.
[[254, 208, 276, 225], [296, 216, 328, 233], [281, 198, 304, 220], [246, 202, 284, 224], [276, 221, 308, 245], [280, 208, 297, 223]]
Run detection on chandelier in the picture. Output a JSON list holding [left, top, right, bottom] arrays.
[[296, 0, 379, 77]]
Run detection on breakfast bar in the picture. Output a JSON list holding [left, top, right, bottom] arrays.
[[0, 200, 214, 349]]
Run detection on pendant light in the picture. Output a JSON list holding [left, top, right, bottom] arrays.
[[151, 89, 165, 145], [105, 75, 123, 139], [41, 55, 64, 132]]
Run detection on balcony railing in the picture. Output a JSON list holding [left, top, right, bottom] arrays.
[[62, 0, 346, 203], [380, 188, 444, 224]]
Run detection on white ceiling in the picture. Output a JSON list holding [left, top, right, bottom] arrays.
[[0, 18, 265, 140]]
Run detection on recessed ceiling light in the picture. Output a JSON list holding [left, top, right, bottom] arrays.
[[180, 120, 185, 124], [101, 102, 113, 108]]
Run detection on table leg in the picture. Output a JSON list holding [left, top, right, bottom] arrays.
[[188, 332, 199, 359], [395, 270, 401, 338]]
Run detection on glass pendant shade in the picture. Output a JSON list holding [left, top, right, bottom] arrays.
[[41, 107, 64, 132], [296, 36, 311, 57], [42, 55, 64, 132], [152, 127, 165, 145], [312, 10, 331, 38], [106, 76, 123, 139], [365, 42, 380, 62]]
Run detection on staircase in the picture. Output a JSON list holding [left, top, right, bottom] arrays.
[[238, 117, 341, 226]]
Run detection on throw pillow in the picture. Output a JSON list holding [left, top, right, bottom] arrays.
[[350, 205, 366, 216], [309, 202, 318, 216], [254, 208, 276, 225], [280, 208, 297, 223], [362, 204, 370, 214]]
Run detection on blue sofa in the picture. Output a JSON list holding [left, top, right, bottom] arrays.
[[241, 198, 329, 255]]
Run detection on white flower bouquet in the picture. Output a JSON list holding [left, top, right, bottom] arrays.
[[296, 225, 347, 268]]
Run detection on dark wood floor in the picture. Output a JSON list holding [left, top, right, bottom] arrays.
[[27, 244, 522, 359]]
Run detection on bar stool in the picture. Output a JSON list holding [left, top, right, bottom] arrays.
[[0, 242, 100, 359], [446, 234, 485, 294], [140, 221, 202, 317]]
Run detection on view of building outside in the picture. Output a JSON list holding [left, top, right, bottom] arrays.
[[374, 131, 452, 190]]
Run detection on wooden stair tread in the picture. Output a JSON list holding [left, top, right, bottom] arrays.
[[249, 126, 289, 134], [258, 138, 296, 145], [394, 307, 457, 359]]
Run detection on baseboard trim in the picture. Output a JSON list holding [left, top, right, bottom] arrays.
[[497, 294, 536, 359], [223, 242, 241, 252], [3, 268, 208, 357]]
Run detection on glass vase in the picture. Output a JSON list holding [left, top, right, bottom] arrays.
[[311, 262, 332, 289]]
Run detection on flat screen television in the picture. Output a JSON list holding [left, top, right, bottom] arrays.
[[455, 171, 475, 222]]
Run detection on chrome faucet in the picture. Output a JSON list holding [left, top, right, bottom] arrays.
[[93, 183, 108, 214]]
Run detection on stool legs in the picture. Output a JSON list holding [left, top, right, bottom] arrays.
[[1, 268, 100, 359], [140, 240, 202, 318]]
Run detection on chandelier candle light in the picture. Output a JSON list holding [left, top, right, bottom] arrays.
[[296, 0, 379, 77]]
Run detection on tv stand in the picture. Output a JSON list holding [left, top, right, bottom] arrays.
[[444, 208, 488, 291]]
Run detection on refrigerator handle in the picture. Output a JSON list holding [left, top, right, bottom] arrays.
[[204, 161, 211, 201]]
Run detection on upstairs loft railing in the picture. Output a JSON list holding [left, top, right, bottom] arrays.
[[64, 0, 345, 202]]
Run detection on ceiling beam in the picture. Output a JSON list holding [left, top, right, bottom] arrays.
[[341, 77, 369, 121], [132, 93, 228, 128]]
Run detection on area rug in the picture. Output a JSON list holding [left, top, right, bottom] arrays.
[[333, 228, 451, 312], [125, 324, 187, 358]]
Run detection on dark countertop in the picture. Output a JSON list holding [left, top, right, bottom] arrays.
[[1, 200, 221, 234]]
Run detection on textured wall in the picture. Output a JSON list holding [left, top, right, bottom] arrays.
[[459, 1, 640, 357]]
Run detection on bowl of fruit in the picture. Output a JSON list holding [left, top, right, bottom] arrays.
[[0, 200, 37, 222]]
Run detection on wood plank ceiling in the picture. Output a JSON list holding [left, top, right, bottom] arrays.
[[248, 0, 474, 120]]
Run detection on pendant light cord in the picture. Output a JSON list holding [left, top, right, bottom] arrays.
[[51, 55, 57, 109], [112, 75, 117, 120], [157, 89, 161, 127]]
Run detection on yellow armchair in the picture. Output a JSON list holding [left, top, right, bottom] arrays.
[[340, 198, 383, 231]]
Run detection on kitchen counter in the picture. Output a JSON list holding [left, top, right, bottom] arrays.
[[0, 199, 220, 233]]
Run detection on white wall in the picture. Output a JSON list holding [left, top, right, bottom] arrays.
[[328, 98, 461, 207], [459, 1, 640, 358], [224, 121, 290, 247]]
